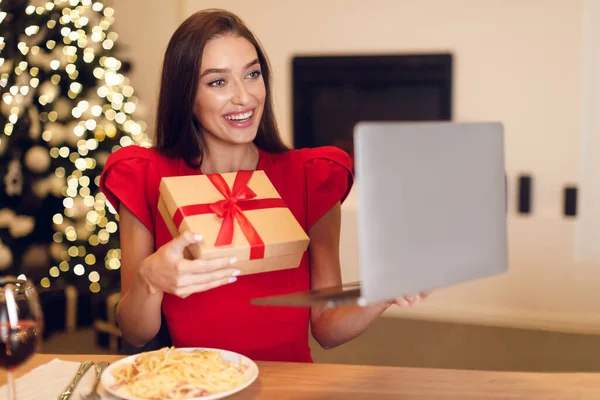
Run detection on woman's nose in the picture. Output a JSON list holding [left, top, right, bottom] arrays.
[[232, 80, 250, 105]]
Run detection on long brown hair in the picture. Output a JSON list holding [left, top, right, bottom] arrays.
[[155, 9, 288, 168]]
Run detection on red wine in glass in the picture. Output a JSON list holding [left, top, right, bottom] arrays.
[[0, 320, 39, 369], [0, 278, 43, 400]]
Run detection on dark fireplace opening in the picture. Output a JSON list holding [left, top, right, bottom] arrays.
[[292, 53, 453, 164]]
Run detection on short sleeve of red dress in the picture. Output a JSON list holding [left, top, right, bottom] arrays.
[[99, 145, 157, 233], [304, 146, 354, 230]]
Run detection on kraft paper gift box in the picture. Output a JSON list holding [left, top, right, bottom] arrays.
[[158, 170, 310, 275]]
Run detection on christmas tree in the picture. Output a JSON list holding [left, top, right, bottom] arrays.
[[0, 0, 150, 293]]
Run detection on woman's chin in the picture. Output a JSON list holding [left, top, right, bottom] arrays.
[[223, 127, 259, 144], [205, 123, 260, 146]]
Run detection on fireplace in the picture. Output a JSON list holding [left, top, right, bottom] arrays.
[[292, 54, 453, 162]]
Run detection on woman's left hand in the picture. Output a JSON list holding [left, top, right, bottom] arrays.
[[387, 292, 430, 308]]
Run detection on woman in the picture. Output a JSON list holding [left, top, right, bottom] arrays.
[[100, 8, 428, 362]]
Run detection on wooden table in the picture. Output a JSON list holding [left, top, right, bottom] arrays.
[[3, 354, 600, 399]]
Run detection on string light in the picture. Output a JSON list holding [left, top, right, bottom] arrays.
[[2, 1, 151, 293]]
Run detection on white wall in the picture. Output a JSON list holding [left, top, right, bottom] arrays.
[[115, 0, 600, 334], [576, 0, 600, 261], [112, 0, 181, 137]]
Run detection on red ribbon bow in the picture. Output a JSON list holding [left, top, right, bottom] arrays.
[[172, 170, 286, 259]]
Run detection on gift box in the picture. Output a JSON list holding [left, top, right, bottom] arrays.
[[158, 170, 310, 275]]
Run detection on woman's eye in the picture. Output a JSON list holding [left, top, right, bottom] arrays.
[[248, 70, 262, 79], [209, 79, 225, 87]]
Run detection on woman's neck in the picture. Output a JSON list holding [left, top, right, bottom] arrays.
[[199, 141, 259, 175]]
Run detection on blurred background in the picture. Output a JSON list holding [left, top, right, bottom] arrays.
[[2, 0, 600, 372]]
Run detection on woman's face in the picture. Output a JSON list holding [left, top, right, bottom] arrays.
[[194, 33, 266, 146]]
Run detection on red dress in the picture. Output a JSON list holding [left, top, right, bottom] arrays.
[[100, 145, 353, 362]]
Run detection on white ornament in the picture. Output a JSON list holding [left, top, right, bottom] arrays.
[[9, 215, 35, 238], [0, 244, 12, 271], [0, 209, 15, 228], [25, 146, 51, 174], [4, 160, 23, 196]]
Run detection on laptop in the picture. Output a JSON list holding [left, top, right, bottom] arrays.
[[252, 121, 508, 307]]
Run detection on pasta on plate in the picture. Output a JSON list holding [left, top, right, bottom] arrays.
[[109, 347, 250, 399]]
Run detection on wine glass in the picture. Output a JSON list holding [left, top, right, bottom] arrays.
[[0, 277, 44, 400]]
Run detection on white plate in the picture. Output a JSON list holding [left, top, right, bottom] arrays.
[[100, 347, 259, 400]]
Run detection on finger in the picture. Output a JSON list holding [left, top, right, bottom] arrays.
[[394, 298, 410, 307], [177, 256, 237, 274], [167, 231, 203, 256], [405, 295, 419, 305], [174, 275, 238, 298], [176, 267, 240, 287], [419, 291, 431, 299]]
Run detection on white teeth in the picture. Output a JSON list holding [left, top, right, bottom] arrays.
[[224, 111, 253, 121]]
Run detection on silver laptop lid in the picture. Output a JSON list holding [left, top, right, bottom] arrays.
[[355, 121, 508, 303]]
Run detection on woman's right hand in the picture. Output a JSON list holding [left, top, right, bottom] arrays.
[[137, 231, 240, 298]]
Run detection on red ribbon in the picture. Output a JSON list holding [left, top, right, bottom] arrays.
[[172, 170, 286, 259]]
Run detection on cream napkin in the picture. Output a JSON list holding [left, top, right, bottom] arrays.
[[0, 359, 119, 400]]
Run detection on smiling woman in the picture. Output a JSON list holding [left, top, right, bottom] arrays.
[[153, 9, 287, 171], [99, 8, 427, 363], [194, 36, 266, 151]]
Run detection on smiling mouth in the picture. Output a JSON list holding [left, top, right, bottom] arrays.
[[223, 109, 253, 123]]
